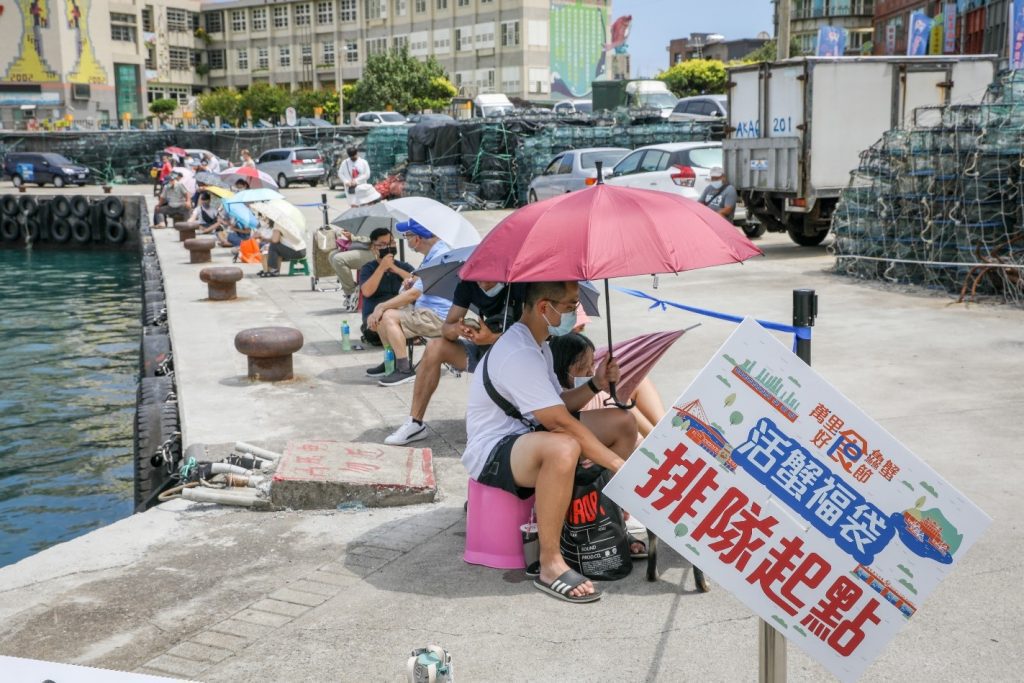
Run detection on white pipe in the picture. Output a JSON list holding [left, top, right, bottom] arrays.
[[210, 462, 251, 476], [234, 442, 283, 462], [182, 487, 260, 507]]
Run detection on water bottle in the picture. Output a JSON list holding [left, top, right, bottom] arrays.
[[341, 319, 351, 351], [384, 344, 396, 375]]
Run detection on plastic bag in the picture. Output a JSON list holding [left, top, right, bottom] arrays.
[[239, 237, 262, 264]]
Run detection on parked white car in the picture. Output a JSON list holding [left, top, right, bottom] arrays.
[[606, 142, 722, 200], [527, 147, 629, 202], [353, 111, 407, 127]]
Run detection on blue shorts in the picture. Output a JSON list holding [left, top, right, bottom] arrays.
[[226, 231, 244, 247]]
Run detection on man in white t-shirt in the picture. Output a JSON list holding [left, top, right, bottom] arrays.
[[463, 281, 637, 604], [338, 147, 370, 195]]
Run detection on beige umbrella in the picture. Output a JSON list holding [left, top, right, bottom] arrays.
[[249, 200, 307, 246]]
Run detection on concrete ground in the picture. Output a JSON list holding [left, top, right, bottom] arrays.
[[0, 183, 1021, 682]]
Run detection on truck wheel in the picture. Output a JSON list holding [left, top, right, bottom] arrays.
[[742, 223, 766, 239], [787, 226, 829, 247]]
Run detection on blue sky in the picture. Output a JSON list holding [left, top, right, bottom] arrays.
[[612, 0, 776, 77]]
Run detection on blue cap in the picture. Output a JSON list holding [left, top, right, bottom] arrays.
[[397, 219, 433, 239]]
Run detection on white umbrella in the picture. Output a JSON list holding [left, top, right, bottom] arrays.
[[171, 166, 196, 195], [249, 199, 307, 247], [385, 197, 481, 249], [219, 166, 279, 190]]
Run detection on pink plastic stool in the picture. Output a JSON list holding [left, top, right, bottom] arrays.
[[464, 478, 535, 569]]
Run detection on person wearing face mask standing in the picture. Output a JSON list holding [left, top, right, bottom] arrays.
[[697, 166, 738, 222], [356, 228, 414, 346], [383, 279, 527, 445], [338, 147, 370, 196], [462, 281, 638, 604]]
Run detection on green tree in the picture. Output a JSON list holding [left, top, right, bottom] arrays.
[[349, 47, 456, 113], [741, 38, 803, 63], [238, 82, 291, 123], [657, 59, 728, 98], [291, 89, 336, 118], [148, 98, 178, 121], [197, 88, 242, 123]]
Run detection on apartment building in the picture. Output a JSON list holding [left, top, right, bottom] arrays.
[[780, 0, 876, 55], [200, 0, 612, 101]]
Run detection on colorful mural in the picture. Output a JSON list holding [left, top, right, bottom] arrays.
[[550, 1, 608, 99], [66, 0, 107, 84], [5, 0, 60, 82]]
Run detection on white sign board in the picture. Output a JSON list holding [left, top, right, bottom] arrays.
[[604, 319, 991, 683], [285, 106, 297, 126]]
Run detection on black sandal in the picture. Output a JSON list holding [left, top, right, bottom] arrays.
[[533, 568, 601, 604]]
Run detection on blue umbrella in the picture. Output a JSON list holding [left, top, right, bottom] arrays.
[[225, 188, 285, 204], [224, 201, 259, 229]]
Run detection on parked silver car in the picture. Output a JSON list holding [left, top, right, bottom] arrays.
[[256, 147, 325, 188], [527, 147, 630, 202], [669, 95, 728, 123]]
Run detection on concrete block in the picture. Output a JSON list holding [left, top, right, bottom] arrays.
[[191, 630, 252, 653], [166, 641, 233, 664], [288, 579, 345, 596], [209, 618, 273, 640], [143, 654, 209, 678], [312, 564, 365, 583], [345, 544, 404, 561], [271, 441, 436, 510], [267, 587, 329, 607], [233, 608, 293, 628], [249, 598, 310, 618]]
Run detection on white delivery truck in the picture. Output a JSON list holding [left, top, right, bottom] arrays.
[[473, 93, 515, 118], [723, 56, 998, 246]]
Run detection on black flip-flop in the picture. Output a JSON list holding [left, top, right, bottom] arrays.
[[628, 533, 649, 560], [533, 569, 601, 604]]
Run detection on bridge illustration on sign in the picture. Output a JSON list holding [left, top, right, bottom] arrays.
[[853, 564, 918, 619], [722, 354, 801, 422], [897, 496, 962, 564], [670, 399, 737, 472]]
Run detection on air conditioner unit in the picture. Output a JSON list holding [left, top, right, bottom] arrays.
[[71, 83, 91, 100]]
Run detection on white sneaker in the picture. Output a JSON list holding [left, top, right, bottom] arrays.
[[385, 417, 428, 446], [342, 293, 358, 311]]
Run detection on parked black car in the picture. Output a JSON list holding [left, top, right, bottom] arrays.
[[3, 152, 91, 188]]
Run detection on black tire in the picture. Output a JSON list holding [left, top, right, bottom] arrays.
[[51, 195, 71, 217], [141, 333, 171, 377], [70, 218, 91, 243], [308, 179, 318, 187], [277, 173, 289, 189], [0, 216, 18, 241], [742, 223, 767, 239], [11, 174, 23, 188], [70, 195, 90, 218], [18, 196, 38, 216], [50, 217, 72, 243], [104, 221, 127, 244], [144, 301, 167, 327], [134, 376, 177, 512], [787, 226, 829, 247], [53, 175, 66, 188], [21, 218, 40, 242], [102, 196, 124, 219], [1, 196, 19, 216]]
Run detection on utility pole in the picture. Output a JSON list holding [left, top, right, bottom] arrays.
[[777, 0, 792, 60]]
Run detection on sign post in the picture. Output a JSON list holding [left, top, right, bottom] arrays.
[[604, 304, 991, 683]]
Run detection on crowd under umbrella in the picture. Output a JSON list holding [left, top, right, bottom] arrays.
[[170, 166, 196, 195], [227, 188, 284, 204], [194, 171, 230, 189], [385, 197, 481, 249], [219, 166, 278, 190], [459, 178, 762, 408]]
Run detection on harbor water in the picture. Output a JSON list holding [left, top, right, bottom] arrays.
[[0, 248, 140, 567]]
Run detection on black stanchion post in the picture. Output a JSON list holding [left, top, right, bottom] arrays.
[[320, 193, 329, 229], [793, 288, 817, 366]]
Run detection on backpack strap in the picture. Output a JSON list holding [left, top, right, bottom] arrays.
[[481, 351, 537, 431]]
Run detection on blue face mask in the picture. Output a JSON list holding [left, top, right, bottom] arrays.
[[544, 302, 577, 337], [482, 283, 505, 298]]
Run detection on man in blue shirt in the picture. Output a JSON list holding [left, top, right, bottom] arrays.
[[364, 219, 451, 386]]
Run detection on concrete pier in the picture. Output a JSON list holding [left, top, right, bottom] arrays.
[[0, 184, 1021, 681]]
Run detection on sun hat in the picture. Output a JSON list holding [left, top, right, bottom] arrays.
[[350, 183, 382, 206]]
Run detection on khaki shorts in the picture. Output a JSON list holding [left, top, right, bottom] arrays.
[[398, 306, 443, 338]]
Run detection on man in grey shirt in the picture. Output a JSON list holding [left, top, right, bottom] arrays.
[[154, 173, 192, 228], [698, 166, 738, 222]]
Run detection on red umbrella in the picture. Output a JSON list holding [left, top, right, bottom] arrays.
[[164, 146, 188, 157], [459, 178, 762, 406], [592, 328, 693, 402]]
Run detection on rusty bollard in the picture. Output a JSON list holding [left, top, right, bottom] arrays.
[[184, 237, 216, 264], [175, 221, 200, 242], [200, 266, 243, 301], [234, 327, 304, 381]]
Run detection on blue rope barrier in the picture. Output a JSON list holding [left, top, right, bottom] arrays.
[[613, 287, 812, 348]]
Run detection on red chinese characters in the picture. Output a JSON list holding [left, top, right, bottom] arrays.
[[634, 443, 720, 523], [801, 576, 882, 656]]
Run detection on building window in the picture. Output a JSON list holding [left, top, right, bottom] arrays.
[[395, 0, 407, 16], [111, 14, 137, 43], [167, 86, 189, 105], [205, 11, 223, 33], [237, 48, 249, 70], [366, 37, 388, 56], [393, 35, 408, 50], [458, 0, 470, 6], [295, 4, 311, 26], [318, 1, 336, 24], [145, 45, 155, 70], [301, 44, 313, 65], [481, 0, 493, 3], [231, 9, 246, 32], [167, 8, 189, 33], [279, 46, 291, 67], [340, 0, 357, 22], [141, 8, 152, 31], [190, 12, 200, 31], [252, 8, 267, 32], [169, 47, 191, 70], [433, 30, 450, 52], [365, 0, 387, 20], [415, 0, 426, 12], [208, 49, 226, 70], [273, 6, 289, 29], [322, 41, 335, 65], [501, 20, 519, 47], [346, 41, 359, 62], [257, 46, 269, 69], [436, 0, 448, 9]]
